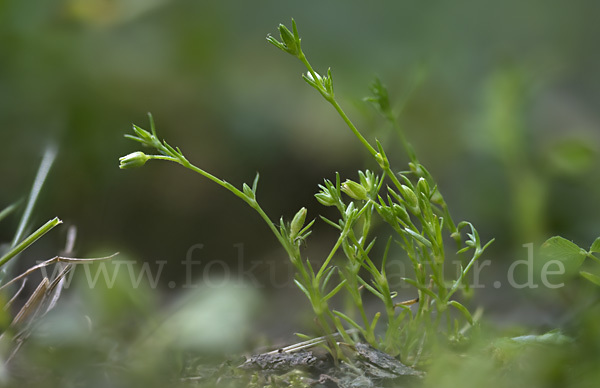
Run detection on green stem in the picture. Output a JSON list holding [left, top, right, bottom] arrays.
[[155, 155, 294, 259], [331, 99, 406, 195], [298, 50, 407, 198], [329, 99, 378, 157]]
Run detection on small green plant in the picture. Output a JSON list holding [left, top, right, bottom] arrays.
[[119, 19, 493, 363]]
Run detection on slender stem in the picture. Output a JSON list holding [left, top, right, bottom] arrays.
[[156, 156, 294, 258], [298, 51, 407, 198], [315, 233, 345, 281], [390, 119, 415, 164], [329, 99, 378, 157]]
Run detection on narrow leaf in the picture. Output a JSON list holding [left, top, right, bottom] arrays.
[[448, 300, 474, 325], [401, 278, 439, 301], [0, 217, 62, 268], [580, 271, 600, 287], [252, 172, 260, 193], [333, 310, 364, 332], [370, 312, 381, 333], [319, 215, 342, 230], [358, 277, 384, 301], [404, 228, 433, 248], [323, 279, 347, 302], [12, 145, 57, 249], [320, 266, 337, 291], [590, 237, 600, 254], [294, 332, 312, 341], [293, 279, 312, 301]]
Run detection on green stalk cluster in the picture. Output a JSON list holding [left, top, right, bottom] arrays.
[[120, 19, 494, 363], [269, 19, 494, 359]]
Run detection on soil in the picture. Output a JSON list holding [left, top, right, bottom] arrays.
[[182, 342, 423, 388]]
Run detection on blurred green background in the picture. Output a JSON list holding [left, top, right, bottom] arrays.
[[1, 0, 599, 299]]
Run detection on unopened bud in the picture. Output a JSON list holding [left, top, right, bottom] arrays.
[[341, 180, 368, 201], [290, 207, 307, 239], [400, 185, 419, 213], [375, 153, 389, 169], [119, 152, 150, 169], [376, 205, 396, 225], [417, 178, 431, 198], [242, 183, 255, 200], [278, 24, 299, 56], [392, 203, 410, 224], [315, 191, 336, 207], [359, 170, 377, 196]]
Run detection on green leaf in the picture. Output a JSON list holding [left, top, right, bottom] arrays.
[[580, 271, 600, 287], [364, 77, 391, 115], [147, 112, 157, 137], [539, 236, 587, 279], [369, 312, 381, 333], [333, 310, 363, 332], [401, 278, 439, 301], [294, 332, 312, 341], [323, 279, 347, 302], [358, 277, 384, 300], [293, 279, 312, 302], [266, 35, 285, 51], [251, 172, 260, 193], [590, 237, 600, 253], [131, 124, 152, 142], [124, 134, 149, 145], [448, 300, 473, 325], [403, 228, 432, 248], [320, 266, 336, 291]]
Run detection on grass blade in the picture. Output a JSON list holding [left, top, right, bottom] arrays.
[[0, 217, 62, 269], [11, 145, 58, 248], [0, 202, 20, 224]]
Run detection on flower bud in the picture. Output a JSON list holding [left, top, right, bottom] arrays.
[[242, 183, 255, 200], [323, 68, 334, 96], [131, 124, 153, 142], [392, 203, 410, 224], [344, 202, 356, 219], [290, 207, 307, 239], [417, 178, 431, 198], [305, 71, 322, 83], [315, 192, 336, 207], [119, 152, 150, 169], [409, 162, 424, 176], [375, 153, 389, 169], [359, 170, 378, 197], [400, 185, 419, 213], [278, 24, 299, 56], [376, 205, 396, 225], [341, 180, 368, 201]]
